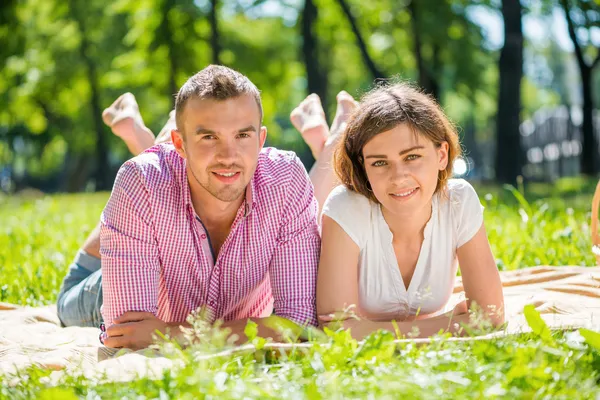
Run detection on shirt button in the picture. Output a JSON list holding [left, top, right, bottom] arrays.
[[201, 234, 207, 239], [209, 300, 215, 306]]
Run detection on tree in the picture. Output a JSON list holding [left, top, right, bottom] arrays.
[[558, 0, 599, 175], [335, 0, 386, 80], [210, 0, 222, 65], [301, 0, 329, 112], [69, 0, 111, 190], [495, 0, 524, 184], [407, 0, 441, 100]]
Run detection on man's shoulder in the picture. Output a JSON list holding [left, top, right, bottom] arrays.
[[255, 147, 307, 184], [121, 143, 182, 185]]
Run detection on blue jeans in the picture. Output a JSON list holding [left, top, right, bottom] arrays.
[[56, 250, 103, 327]]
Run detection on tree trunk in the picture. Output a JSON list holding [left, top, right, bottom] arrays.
[[336, 0, 385, 80], [494, 0, 524, 184], [559, 0, 599, 175], [408, 0, 440, 101], [84, 48, 110, 190], [160, 0, 179, 105], [430, 43, 441, 102], [579, 66, 597, 175], [301, 0, 328, 111], [69, 0, 111, 190], [210, 0, 221, 65]]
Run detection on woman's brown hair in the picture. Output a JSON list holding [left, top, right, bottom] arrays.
[[333, 82, 462, 203]]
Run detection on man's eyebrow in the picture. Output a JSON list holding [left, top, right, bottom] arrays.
[[194, 127, 217, 135], [238, 125, 258, 133], [364, 146, 425, 159]]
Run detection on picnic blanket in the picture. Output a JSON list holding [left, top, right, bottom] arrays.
[[1, 266, 600, 382]]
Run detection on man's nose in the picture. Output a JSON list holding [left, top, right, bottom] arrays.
[[215, 139, 237, 163]]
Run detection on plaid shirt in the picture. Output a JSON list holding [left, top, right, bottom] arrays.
[[99, 143, 320, 331]]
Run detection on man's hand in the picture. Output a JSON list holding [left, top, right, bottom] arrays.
[[104, 311, 172, 350]]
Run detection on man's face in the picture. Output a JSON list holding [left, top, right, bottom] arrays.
[[172, 94, 267, 203]]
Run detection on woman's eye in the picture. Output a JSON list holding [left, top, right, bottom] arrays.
[[406, 154, 421, 161], [372, 160, 387, 167]]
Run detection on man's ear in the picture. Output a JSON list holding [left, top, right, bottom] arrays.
[[438, 141, 449, 171], [259, 126, 268, 148], [171, 129, 186, 159]]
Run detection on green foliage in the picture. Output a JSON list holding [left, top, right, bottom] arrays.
[[3, 315, 600, 398], [1, 0, 575, 188], [523, 304, 553, 341], [580, 328, 600, 350], [0, 193, 107, 305]]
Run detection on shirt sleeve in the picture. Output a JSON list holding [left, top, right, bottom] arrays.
[[100, 161, 160, 330], [269, 156, 320, 327], [452, 179, 485, 249], [321, 185, 370, 247]]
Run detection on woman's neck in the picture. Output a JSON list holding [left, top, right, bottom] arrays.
[[381, 200, 433, 244]]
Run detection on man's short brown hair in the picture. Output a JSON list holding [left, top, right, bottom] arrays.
[[174, 65, 263, 133], [333, 82, 462, 203]]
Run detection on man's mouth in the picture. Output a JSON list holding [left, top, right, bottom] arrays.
[[212, 171, 241, 183], [214, 172, 237, 177]]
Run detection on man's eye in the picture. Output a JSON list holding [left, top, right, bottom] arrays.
[[372, 160, 387, 167], [238, 133, 251, 138], [406, 154, 421, 161], [202, 135, 216, 140]]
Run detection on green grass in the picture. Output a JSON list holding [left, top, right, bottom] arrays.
[[1, 180, 600, 398]]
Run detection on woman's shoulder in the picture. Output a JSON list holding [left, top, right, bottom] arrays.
[[322, 185, 373, 247], [324, 185, 372, 211], [443, 178, 480, 208], [443, 179, 484, 247], [446, 178, 478, 198]]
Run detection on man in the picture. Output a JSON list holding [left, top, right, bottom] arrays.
[[56, 65, 357, 350]]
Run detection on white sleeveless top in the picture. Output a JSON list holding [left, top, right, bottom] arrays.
[[321, 179, 484, 321]]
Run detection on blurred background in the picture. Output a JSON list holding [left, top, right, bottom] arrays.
[[0, 0, 598, 194]]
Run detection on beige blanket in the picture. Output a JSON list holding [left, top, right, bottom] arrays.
[[1, 266, 599, 382]]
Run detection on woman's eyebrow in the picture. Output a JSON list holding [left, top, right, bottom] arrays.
[[364, 145, 425, 159]]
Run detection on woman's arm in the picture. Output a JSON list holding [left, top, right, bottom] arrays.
[[456, 223, 505, 327], [319, 222, 504, 341], [316, 215, 363, 321], [322, 309, 473, 341]]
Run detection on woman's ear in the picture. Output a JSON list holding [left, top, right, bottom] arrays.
[[438, 141, 449, 171]]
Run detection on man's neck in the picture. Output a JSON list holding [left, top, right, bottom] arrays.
[[187, 176, 245, 232]]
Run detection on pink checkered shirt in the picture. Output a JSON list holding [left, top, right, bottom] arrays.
[[99, 143, 320, 332]]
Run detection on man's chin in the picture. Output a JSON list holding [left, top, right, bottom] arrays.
[[210, 187, 246, 203]]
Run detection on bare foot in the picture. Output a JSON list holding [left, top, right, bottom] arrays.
[[327, 90, 358, 146], [290, 94, 329, 159], [102, 93, 155, 156]]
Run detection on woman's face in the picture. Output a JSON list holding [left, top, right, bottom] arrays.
[[362, 123, 449, 218]]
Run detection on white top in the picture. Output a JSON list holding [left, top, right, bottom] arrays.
[[321, 179, 484, 321]]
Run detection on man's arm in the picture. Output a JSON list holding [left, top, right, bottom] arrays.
[[100, 161, 161, 341], [268, 157, 321, 329]]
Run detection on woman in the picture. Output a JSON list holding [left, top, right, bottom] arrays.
[[317, 82, 504, 339]]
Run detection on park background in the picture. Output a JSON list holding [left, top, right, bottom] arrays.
[[2, 1, 600, 398], [0, 0, 599, 193]]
